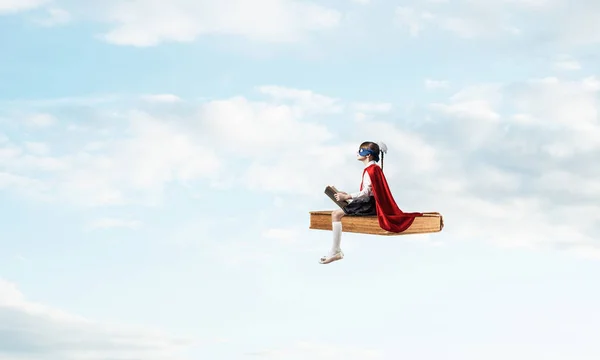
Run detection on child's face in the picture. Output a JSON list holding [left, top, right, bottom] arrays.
[[356, 147, 370, 161]]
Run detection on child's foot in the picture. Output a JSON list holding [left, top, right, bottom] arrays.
[[319, 250, 344, 264]]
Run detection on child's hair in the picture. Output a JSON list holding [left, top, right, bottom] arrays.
[[359, 141, 385, 169]]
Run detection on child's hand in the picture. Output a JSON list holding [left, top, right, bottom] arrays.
[[335, 193, 350, 201]]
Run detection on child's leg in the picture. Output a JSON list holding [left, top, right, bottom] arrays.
[[320, 209, 345, 264], [331, 209, 345, 253]]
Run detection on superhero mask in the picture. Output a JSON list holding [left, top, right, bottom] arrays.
[[358, 148, 379, 161]]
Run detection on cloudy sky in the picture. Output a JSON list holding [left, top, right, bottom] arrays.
[[2, 0, 600, 359]]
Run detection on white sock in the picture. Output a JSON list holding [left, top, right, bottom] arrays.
[[331, 221, 342, 254]]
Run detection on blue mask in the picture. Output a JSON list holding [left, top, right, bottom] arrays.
[[358, 148, 372, 156], [358, 148, 379, 161]]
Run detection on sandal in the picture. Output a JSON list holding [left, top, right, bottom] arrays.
[[319, 250, 344, 264]]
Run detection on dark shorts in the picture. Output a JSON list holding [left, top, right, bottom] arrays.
[[343, 196, 376, 216]]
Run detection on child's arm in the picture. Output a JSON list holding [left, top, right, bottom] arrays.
[[349, 173, 373, 200], [326, 186, 350, 208]]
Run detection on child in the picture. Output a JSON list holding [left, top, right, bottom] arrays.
[[320, 141, 422, 264]]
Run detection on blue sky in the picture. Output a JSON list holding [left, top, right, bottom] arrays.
[[2, 0, 600, 359]]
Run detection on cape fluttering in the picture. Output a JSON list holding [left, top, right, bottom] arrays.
[[362, 164, 423, 232]]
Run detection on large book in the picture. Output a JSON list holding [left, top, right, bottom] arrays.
[[324, 185, 349, 209], [309, 210, 444, 235]]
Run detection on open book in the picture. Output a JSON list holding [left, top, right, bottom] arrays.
[[324, 185, 349, 209]]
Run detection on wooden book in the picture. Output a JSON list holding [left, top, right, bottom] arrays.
[[324, 185, 349, 209], [309, 210, 444, 236]]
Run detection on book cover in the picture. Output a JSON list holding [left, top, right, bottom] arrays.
[[324, 185, 349, 209]]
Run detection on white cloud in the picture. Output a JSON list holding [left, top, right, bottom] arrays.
[[536, 170, 600, 198], [430, 76, 600, 156], [0, 278, 192, 359], [239, 116, 438, 203], [24, 142, 49, 155], [96, 0, 341, 46], [199, 95, 334, 155], [1, 109, 222, 206], [23, 113, 56, 128], [240, 140, 365, 199], [351, 102, 393, 113], [420, 75, 600, 256], [0, 172, 49, 200], [430, 99, 501, 122], [503, 0, 557, 7], [0, 0, 47, 14], [86, 217, 142, 230], [349, 102, 392, 123], [32, 7, 71, 26], [553, 55, 581, 71], [395, 7, 431, 37], [57, 111, 222, 206], [2, 90, 412, 210], [5, 95, 123, 108], [141, 94, 183, 103], [246, 341, 382, 359], [391, 0, 600, 43], [582, 76, 600, 91], [394, 4, 516, 39], [357, 120, 439, 173], [262, 228, 299, 244], [558, 1, 600, 45], [2, 77, 600, 258], [354, 112, 367, 122], [2, 0, 598, 50], [510, 77, 600, 154], [1, 89, 340, 206], [257, 85, 344, 115], [425, 79, 449, 89], [430, 84, 504, 124]]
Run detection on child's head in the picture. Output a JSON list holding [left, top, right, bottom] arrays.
[[357, 141, 381, 162], [357, 141, 387, 169]]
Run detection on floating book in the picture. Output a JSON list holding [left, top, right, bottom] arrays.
[[324, 185, 349, 209], [309, 210, 443, 236]]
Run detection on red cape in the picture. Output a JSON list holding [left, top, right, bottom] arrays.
[[363, 164, 423, 232]]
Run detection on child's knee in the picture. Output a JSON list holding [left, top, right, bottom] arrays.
[[332, 209, 345, 221]]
